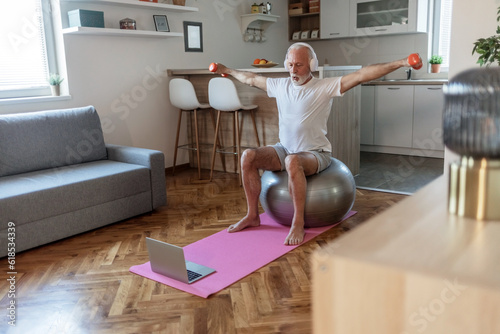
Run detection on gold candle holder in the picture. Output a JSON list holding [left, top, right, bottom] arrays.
[[448, 157, 500, 220], [443, 68, 500, 221]]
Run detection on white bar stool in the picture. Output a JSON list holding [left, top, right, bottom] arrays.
[[169, 78, 213, 179], [208, 77, 261, 183]]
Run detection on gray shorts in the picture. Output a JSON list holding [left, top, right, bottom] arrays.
[[271, 142, 332, 174]]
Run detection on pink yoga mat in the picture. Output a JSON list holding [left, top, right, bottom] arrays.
[[129, 211, 356, 298]]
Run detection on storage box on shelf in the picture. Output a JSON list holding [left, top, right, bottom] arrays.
[[289, 2, 304, 15], [309, 0, 320, 13], [68, 9, 104, 28]]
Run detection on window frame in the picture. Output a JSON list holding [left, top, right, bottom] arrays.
[[429, 0, 453, 72], [0, 0, 61, 100]]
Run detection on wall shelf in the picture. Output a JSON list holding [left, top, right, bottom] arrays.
[[240, 13, 279, 34], [61, 0, 199, 12], [63, 26, 183, 38]]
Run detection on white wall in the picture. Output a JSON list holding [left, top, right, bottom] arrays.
[[448, 0, 500, 77], [1, 0, 289, 168], [444, 0, 500, 168]]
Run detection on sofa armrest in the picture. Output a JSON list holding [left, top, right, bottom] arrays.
[[106, 144, 166, 209]]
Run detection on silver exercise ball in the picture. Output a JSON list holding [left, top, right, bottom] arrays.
[[259, 157, 356, 227]]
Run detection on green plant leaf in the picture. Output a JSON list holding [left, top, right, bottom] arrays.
[[472, 8, 500, 66]]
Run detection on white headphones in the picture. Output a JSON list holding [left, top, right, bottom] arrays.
[[284, 42, 319, 71]]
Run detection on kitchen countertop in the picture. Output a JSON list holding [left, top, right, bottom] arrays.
[[363, 78, 448, 85]]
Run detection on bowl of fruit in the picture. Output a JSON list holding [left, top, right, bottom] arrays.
[[252, 58, 278, 68]]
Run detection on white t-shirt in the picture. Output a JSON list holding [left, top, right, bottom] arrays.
[[266, 76, 343, 153]]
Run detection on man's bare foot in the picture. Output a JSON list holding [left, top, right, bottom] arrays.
[[227, 215, 261, 233], [284, 225, 305, 245]]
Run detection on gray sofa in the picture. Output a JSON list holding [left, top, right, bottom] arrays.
[[0, 106, 166, 256]]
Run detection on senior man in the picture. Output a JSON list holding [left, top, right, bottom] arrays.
[[212, 42, 420, 245]]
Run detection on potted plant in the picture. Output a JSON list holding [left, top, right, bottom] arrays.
[[472, 6, 500, 66], [48, 73, 64, 96], [429, 55, 443, 73]]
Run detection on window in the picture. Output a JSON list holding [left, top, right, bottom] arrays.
[[430, 0, 453, 71], [0, 0, 59, 99]]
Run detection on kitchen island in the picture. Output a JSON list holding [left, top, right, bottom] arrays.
[[169, 66, 362, 175]]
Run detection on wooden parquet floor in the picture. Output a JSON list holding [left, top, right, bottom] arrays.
[[0, 168, 407, 334]]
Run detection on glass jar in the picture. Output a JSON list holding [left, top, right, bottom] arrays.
[[120, 18, 136, 30]]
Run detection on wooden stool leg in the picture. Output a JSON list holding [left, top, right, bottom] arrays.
[[194, 109, 201, 180], [209, 109, 226, 173], [210, 110, 222, 182], [172, 109, 183, 176], [250, 110, 260, 147], [235, 111, 242, 186], [237, 111, 245, 145], [232, 112, 237, 174]]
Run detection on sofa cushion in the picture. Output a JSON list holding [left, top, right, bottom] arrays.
[[0, 160, 151, 225], [0, 105, 107, 177]]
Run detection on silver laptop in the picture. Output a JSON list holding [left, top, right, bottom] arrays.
[[145, 237, 216, 284]]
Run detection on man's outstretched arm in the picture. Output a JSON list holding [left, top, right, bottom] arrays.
[[340, 57, 412, 94], [211, 63, 268, 91]]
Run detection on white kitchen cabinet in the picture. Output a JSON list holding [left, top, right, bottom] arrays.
[[360, 86, 375, 145], [374, 85, 414, 148], [320, 0, 350, 39], [349, 0, 428, 36], [412, 85, 445, 151]]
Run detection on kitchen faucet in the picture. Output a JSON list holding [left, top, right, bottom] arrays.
[[406, 68, 412, 80]]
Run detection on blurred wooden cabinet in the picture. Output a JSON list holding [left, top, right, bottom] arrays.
[[312, 176, 500, 334]]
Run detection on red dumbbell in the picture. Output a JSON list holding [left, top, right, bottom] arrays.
[[209, 63, 228, 77], [407, 53, 423, 70]]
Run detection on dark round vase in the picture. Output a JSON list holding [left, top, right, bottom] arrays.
[[443, 67, 500, 158]]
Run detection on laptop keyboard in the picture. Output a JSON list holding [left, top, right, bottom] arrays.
[[187, 269, 202, 282]]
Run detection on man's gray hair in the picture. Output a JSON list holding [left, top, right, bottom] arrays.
[[287, 43, 315, 62]]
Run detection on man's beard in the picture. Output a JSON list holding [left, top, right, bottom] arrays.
[[290, 73, 312, 86]]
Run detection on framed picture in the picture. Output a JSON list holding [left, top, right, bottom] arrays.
[[153, 15, 169, 32], [183, 21, 203, 52]]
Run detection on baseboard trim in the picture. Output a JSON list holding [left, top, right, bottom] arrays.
[[356, 185, 412, 196], [360, 145, 444, 158], [165, 163, 190, 175]]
